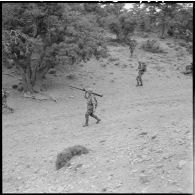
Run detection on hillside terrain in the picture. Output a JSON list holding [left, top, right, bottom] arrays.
[[2, 35, 193, 193]]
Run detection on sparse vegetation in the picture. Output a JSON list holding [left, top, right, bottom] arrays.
[[141, 39, 165, 53], [56, 145, 89, 170]]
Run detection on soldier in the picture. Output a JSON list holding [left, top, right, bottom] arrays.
[[2, 88, 14, 113], [83, 88, 101, 127], [136, 61, 146, 87], [185, 29, 192, 42], [174, 28, 180, 39], [127, 38, 137, 57]]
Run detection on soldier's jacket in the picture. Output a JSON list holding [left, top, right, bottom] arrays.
[[137, 62, 146, 73], [2, 89, 8, 106], [127, 39, 137, 50], [85, 93, 97, 114]]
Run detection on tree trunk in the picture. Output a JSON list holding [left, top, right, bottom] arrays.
[[25, 66, 34, 94]]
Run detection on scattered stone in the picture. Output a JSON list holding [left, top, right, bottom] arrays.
[[69, 96, 74, 98], [12, 84, 18, 89], [139, 132, 148, 136], [163, 154, 174, 160], [66, 74, 76, 79], [101, 187, 107, 192], [139, 175, 150, 184], [101, 63, 107, 67], [151, 135, 157, 139], [48, 68, 56, 74], [156, 164, 163, 169], [168, 179, 177, 185], [116, 182, 123, 188], [176, 160, 186, 169], [74, 163, 83, 171], [109, 57, 119, 62], [156, 149, 163, 153], [99, 140, 106, 143], [114, 62, 120, 66]]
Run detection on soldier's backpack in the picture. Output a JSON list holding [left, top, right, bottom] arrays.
[[142, 63, 147, 72], [138, 62, 147, 72]]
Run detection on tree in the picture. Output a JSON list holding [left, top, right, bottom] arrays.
[[107, 13, 137, 42], [2, 3, 107, 94]]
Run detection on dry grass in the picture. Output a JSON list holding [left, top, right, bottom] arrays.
[[56, 145, 89, 170], [66, 74, 76, 79], [141, 39, 165, 53]]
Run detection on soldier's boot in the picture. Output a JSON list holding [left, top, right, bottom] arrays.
[[83, 114, 89, 127], [140, 77, 143, 86], [9, 107, 14, 113], [136, 76, 140, 86], [91, 114, 101, 124]]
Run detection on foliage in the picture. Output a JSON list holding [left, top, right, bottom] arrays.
[[141, 39, 165, 53], [2, 3, 108, 93], [106, 13, 137, 42]]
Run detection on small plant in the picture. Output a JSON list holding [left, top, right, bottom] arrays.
[[141, 39, 164, 53], [108, 57, 119, 62], [56, 145, 89, 170]]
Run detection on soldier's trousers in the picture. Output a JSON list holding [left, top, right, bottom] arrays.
[[136, 74, 143, 86], [85, 110, 100, 125], [129, 48, 134, 57], [2, 102, 14, 112]]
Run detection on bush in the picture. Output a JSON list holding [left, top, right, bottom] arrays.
[[178, 42, 187, 47], [141, 39, 165, 53], [56, 145, 89, 170], [186, 43, 192, 54], [108, 57, 119, 62]]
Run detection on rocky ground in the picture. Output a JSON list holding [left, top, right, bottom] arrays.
[[2, 34, 193, 193]]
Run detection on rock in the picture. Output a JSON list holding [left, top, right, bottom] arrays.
[[139, 175, 150, 184], [177, 160, 186, 169], [156, 164, 163, 169], [168, 179, 177, 185], [74, 163, 83, 171], [139, 132, 148, 136], [151, 135, 157, 139], [48, 68, 56, 74], [101, 187, 107, 192], [116, 182, 123, 188]]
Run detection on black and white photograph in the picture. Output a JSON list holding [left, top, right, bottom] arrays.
[[2, 1, 193, 193]]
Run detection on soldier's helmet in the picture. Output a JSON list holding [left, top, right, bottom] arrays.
[[87, 88, 93, 94]]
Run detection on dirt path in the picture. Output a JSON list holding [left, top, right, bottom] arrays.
[[2, 36, 193, 193]]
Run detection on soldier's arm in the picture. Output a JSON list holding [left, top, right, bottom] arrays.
[[84, 91, 88, 99], [94, 97, 98, 108]]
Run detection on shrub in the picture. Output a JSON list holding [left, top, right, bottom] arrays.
[[141, 39, 165, 53]]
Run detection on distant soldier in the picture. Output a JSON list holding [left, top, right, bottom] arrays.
[[185, 29, 192, 42], [174, 28, 180, 39], [167, 26, 174, 36], [127, 38, 137, 57], [83, 88, 101, 127], [2, 89, 14, 113], [136, 61, 147, 87], [184, 62, 193, 75]]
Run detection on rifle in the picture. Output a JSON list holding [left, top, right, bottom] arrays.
[[69, 86, 103, 97]]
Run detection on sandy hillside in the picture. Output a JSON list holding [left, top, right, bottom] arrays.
[[2, 35, 193, 193]]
